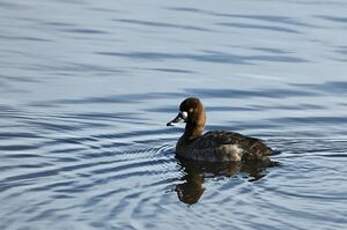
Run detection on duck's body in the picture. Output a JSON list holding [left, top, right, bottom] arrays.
[[176, 130, 272, 162], [167, 97, 273, 163]]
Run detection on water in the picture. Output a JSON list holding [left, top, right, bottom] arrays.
[[1, 0, 347, 229]]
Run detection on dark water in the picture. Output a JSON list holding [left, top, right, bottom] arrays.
[[1, 0, 347, 229]]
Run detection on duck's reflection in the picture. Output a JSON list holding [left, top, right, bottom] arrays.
[[175, 157, 275, 204]]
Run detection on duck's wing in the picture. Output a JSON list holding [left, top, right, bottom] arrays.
[[196, 131, 272, 157], [195, 131, 256, 146]]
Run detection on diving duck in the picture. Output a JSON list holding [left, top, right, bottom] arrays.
[[167, 97, 273, 162]]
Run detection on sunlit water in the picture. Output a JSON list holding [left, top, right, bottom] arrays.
[[1, 0, 347, 229]]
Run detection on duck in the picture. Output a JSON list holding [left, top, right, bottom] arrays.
[[167, 97, 273, 162]]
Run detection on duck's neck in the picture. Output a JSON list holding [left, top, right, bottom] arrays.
[[182, 107, 206, 142], [183, 122, 204, 141]]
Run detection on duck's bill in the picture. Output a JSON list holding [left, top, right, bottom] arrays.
[[166, 113, 184, 126]]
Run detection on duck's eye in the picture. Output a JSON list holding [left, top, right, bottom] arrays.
[[181, 111, 188, 119]]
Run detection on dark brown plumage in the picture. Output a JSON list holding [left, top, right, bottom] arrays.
[[167, 97, 273, 162]]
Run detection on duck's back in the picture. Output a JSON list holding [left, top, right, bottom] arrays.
[[176, 131, 272, 162]]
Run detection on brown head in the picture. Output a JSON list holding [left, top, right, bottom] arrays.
[[167, 97, 206, 139]]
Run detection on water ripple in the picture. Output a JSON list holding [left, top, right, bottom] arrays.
[[187, 87, 318, 99], [115, 19, 213, 32], [316, 15, 347, 23], [97, 50, 308, 64], [1, 0, 347, 229], [167, 7, 314, 28], [217, 22, 300, 34]]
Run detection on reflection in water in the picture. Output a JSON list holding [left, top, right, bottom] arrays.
[[175, 157, 276, 204]]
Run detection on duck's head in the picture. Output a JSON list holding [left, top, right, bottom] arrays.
[[167, 97, 206, 128]]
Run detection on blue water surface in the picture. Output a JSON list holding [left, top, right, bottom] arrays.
[[1, 0, 347, 229]]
